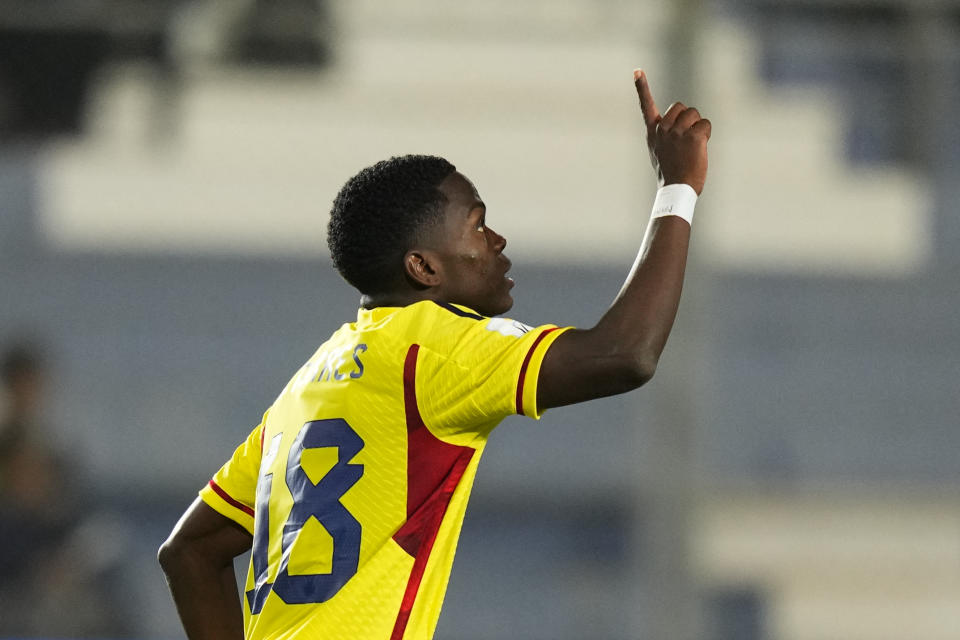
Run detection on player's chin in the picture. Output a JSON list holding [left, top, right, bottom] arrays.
[[475, 279, 514, 316], [489, 290, 514, 316], [473, 292, 512, 317]]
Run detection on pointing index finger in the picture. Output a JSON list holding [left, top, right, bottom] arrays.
[[634, 69, 660, 130]]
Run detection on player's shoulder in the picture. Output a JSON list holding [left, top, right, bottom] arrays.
[[400, 301, 538, 345], [430, 301, 538, 337], [385, 300, 484, 342], [353, 301, 543, 353], [391, 300, 482, 324]]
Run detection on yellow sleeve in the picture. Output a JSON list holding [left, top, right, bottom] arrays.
[[198, 411, 268, 535], [415, 311, 571, 438]]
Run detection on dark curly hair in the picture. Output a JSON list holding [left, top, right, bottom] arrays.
[[328, 155, 456, 295]]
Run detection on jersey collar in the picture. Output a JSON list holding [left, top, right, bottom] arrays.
[[355, 305, 401, 327]]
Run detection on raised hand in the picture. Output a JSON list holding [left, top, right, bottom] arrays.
[[634, 69, 711, 195]]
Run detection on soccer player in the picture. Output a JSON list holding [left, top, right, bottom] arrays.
[[158, 70, 710, 640]]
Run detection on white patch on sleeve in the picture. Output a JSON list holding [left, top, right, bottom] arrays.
[[486, 317, 534, 338]]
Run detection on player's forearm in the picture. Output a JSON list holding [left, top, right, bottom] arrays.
[[596, 214, 691, 378], [536, 212, 691, 410], [159, 499, 253, 640], [160, 543, 245, 640]]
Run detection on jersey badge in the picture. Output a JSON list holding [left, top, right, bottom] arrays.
[[485, 317, 533, 338]]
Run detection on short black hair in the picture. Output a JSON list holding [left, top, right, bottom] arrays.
[[328, 154, 456, 295]]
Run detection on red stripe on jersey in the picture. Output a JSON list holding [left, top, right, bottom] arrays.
[[390, 344, 475, 640], [208, 480, 254, 517], [515, 328, 559, 415]]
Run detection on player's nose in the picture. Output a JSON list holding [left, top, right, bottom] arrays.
[[489, 227, 506, 253]]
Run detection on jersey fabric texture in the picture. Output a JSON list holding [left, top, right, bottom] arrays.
[[199, 300, 571, 640]]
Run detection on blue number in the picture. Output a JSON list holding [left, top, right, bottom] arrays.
[[247, 419, 364, 613]]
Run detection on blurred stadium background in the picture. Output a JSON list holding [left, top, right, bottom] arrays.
[[1, 0, 958, 638]]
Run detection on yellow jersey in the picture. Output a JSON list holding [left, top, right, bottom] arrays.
[[199, 300, 570, 640]]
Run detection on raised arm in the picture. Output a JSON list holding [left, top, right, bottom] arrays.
[[537, 70, 711, 410], [158, 498, 253, 640]]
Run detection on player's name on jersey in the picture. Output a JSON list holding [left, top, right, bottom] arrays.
[[293, 343, 368, 390]]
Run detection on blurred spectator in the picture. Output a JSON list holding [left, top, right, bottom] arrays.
[[0, 341, 131, 637], [0, 343, 66, 522]]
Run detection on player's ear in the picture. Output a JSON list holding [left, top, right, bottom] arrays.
[[403, 250, 441, 288]]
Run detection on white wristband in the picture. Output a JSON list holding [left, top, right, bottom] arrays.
[[651, 183, 698, 226]]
